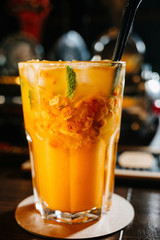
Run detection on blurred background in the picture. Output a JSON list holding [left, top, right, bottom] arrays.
[[0, 0, 160, 158]]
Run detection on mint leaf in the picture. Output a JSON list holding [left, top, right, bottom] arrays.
[[19, 77, 23, 85], [66, 65, 76, 99], [28, 89, 34, 108]]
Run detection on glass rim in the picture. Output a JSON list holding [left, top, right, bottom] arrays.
[[18, 59, 126, 68]]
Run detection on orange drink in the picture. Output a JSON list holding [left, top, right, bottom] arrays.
[[18, 60, 125, 223]]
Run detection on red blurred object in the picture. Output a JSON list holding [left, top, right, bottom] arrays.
[[152, 99, 160, 115], [8, 0, 51, 42]]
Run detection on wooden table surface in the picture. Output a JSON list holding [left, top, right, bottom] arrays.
[[0, 155, 160, 240]]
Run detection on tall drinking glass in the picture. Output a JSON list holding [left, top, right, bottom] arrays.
[[18, 60, 125, 224]]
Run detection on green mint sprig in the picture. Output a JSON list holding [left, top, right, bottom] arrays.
[[66, 65, 76, 99]]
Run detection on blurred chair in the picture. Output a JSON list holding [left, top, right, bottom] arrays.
[[47, 30, 90, 61], [0, 34, 44, 76], [0, 33, 44, 146]]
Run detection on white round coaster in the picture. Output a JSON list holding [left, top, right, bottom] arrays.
[[15, 194, 134, 239]]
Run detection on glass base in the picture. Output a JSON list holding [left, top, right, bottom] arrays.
[[36, 202, 101, 224], [15, 194, 135, 238]]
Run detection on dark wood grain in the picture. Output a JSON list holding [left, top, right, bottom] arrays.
[[0, 157, 160, 240]]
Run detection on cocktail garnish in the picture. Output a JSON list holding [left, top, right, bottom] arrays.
[[19, 77, 23, 85], [66, 66, 76, 99], [28, 89, 34, 108]]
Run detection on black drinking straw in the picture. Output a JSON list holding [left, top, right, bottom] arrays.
[[112, 0, 143, 61]]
